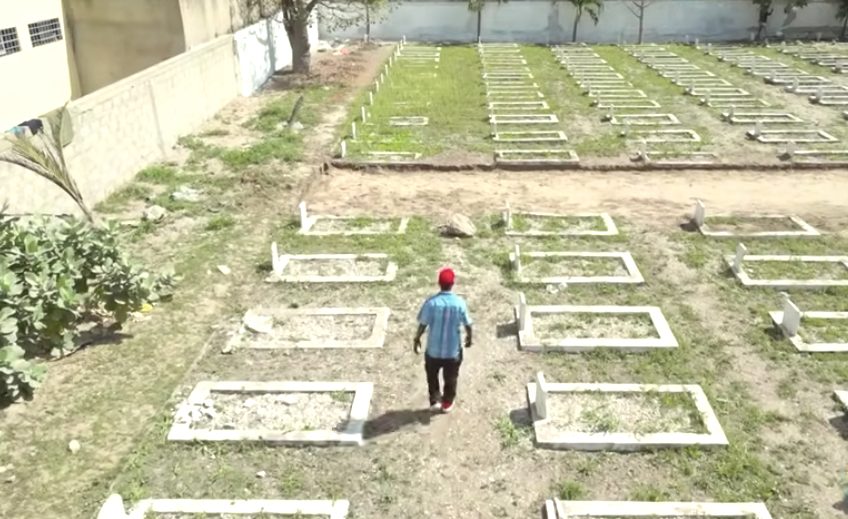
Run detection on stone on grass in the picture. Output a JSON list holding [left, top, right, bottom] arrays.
[[170, 185, 203, 202], [256, 470, 267, 479], [217, 265, 232, 275], [243, 311, 273, 334], [142, 205, 166, 222], [291, 121, 305, 132], [439, 214, 476, 238], [68, 440, 81, 454]]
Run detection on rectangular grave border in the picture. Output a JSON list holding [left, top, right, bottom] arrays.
[[634, 151, 717, 166], [495, 149, 580, 165], [231, 307, 391, 350], [105, 497, 351, 519], [692, 200, 819, 238], [490, 114, 559, 124], [624, 129, 701, 143], [608, 113, 681, 126], [526, 380, 728, 451], [510, 247, 644, 285], [725, 244, 848, 289], [298, 202, 410, 236], [493, 130, 567, 143], [747, 129, 838, 143], [543, 500, 773, 519], [514, 300, 678, 353], [168, 380, 373, 446], [502, 207, 617, 236], [269, 246, 398, 283], [769, 296, 848, 353]]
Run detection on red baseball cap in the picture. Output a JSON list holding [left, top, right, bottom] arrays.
[[438, 267, 455, 286]]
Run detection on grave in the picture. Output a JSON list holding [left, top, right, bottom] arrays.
[[493, 130, 568, 143], [364, 151, 423, 161], [633, 151, 717, 166], [227, 307, 391, 350], [168, 380, 373, 445], [726, 243, 848, 289], [720, 111, 804, 124], [691, 200, 819, 237], [703, 98, 771, 108], [389, 116, 429, 126], [502, 205, 617, 236], [514, 295, 678, 352], [543, 500, 773, 519], [485, 83, 540, 90], [594, 100, 661, 109], [269, 244, 398, 283], [673, 78, 733, 87], [495, 149, 580, 165], [526, 377, 728, 451], [788, 84, 848, 95], [488, 101, 550, 110], [97, 496, 351, 519], [624, 129, 701, 143], [766, 75, 830, 85], [606, 113, 681, 125], [482, 72, 534, 79], [686, 87, 750, 96], [746, 128, 838, 143], [490, 114, 559, 124], [769, 296, 848, 352], [781, 148, 848, 165], [509, 245, 644, 285], [297, 202, 409, 236], [587, 89, 647, 98]]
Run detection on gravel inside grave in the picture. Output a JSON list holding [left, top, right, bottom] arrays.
[[190, 392, 352, 432], [284, 258, 387, 277], [522, 256, 628, 278], [243, 314, 375, 347], [707, 215, 799, 233], [539, 392, 706, 435], [534, 313, 658, 340], [309, 217, 397, 233]]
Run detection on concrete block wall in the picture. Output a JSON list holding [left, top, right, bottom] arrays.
[[320, 0, 842, 43]]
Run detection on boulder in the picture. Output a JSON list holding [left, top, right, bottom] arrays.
[[439, 213, 476, 238], [142, 205, 166, 222]]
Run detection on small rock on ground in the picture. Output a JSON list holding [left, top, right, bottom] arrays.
[[142, 205, 166, 222]]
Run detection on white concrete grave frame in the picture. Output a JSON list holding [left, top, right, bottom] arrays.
[[594, 100, 661, 109], [495, 149, 580, 165], [364, 151, 423, 161], [388, 116, 429, 126], [514, 296, 678, 353], [488, 101, 550, 111], [502, 205, 617, 236], [297, 202, 409, 236], [607, 113, 681, 125], [490, 114, 559, 124], [97, 495, 351, 519], [587, 89, 648, 98], [526, 380, 728, 451], [509, 246, 644, 285], [231, 306, 391, 350], [493, 130, 568, 143], [269, 243, 398, 283], [168, 380, 373, 445], [635, 151, 717, 166], [746, 128, 838, 143], [544, 500, 773, 519], [769, 296, 848, 353], [720, 111, 804, 124], [725, 243, 848, 289], [692, 200, 819, 238], [624, 129, 701, 143]]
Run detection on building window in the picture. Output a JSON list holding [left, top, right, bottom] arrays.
[[28, 18, 63, 47], [0, 27, 20, 57]]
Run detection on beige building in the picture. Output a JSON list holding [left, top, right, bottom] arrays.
[[0, 0, 73, 132]]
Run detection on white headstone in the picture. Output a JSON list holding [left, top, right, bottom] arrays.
[[535, 371, 548, 420], [97, 495, 129, 519], [754, 120, 763, 136], [402, 35, 407, 44], [380, 72, 385, 84], [705, 91, 711, 104], [695, 37, 699, 47], [504, 201, 512, 227], [792, 76, 799, 91], [375, 80, 380, 93], [733, 243, 748, 273], [361, 106, 367, 122], [340, 140, 347, 158], [511, 243, 522, 274], [785, 140, 796, 157], [351, 121, 357, 140], [384, 64, 389, 76], [782, 297, 802, 336], [675, 70, 681, 84], [369, 91, 374, 105], [693, 199, 706, 227], [815, 86, 823, 101], [728, 105, 736, 118], [271, 242, 281, 275], [517, 292, 528, 331], [298, 201, 308, 231]]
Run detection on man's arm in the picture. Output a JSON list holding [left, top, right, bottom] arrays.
[[413, 324, 427, 354], [464, 325, 472, 348]]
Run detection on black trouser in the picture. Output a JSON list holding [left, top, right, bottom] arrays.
[[425, 353, 462, 405]]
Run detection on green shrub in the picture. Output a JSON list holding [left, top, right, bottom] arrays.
[[0, 215, 173, 402]]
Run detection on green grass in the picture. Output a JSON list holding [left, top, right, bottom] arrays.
[[205, 214, 236, 232], [556, 480, 586, 500], [494, 416, 530, 448]]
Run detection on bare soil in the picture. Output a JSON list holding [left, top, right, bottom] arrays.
[[534, 313, 658, 340], [191, 392, 352, 433]]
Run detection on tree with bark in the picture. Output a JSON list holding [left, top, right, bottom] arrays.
[[0, 107, 93, 222], [468, 0, 506, 43], [624, 0, 653, 44], [837, 0, 848, 40], [564, 0, 603, 42], [752, 0, 807, 41]]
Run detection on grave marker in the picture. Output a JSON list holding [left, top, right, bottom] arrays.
[[535, 372, 548, 419], [733, 243, 748, 273], [781, 297, 802, 336]]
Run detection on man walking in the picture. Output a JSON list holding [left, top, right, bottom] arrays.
[[414, 267, 473, 413]]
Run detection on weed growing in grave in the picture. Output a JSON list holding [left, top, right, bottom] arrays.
[[205, 215, 236, 232], [198, 128, 231, 137], [494, 416, 529, 448], [556, 480, 586, 500], [580, 403, 620, 432], [629, 483, 672, 501]]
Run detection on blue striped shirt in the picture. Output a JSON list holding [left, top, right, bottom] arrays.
[[418, 292, 472, 359]]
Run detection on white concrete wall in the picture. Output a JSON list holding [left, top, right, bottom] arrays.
[[0, 0, 73, 131], [234, 12, 320, 96], [320, 0, 842, 43]]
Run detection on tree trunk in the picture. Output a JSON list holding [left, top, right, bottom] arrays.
[[287, 17, 311, 74], [365, 4, 370, 43], [572, 11, 580, 42], [756, 7, 769, 41], [476, 8, 482, 43], [637, 6, 644, 44]]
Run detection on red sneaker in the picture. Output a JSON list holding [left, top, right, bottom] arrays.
[[441, 401, 454, 414]]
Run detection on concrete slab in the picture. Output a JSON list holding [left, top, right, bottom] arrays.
[[268, 247, 398, 283], [692, 200, 819, 237], [527, 381, 728, 451], [510, 248, 644, 285], [725, 248, 848, 289], [515, 302, 678, 352], [704, 98, 771, 108], [686, 87, 750, 96], [229, 307, 391, 350], [168, 381, 373, 445], [587, 89, 647, 98], [363, 151, 423, 161], [781, 149, 848, 165], [493, 131, 568, 143], [544, 500, 773, 519], [99, 496, 351, 519]]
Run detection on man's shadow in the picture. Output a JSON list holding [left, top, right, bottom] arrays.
[[363, 409, 434, 440]]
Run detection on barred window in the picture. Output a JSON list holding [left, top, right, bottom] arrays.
[[28, 18, 63, 47], [0, 27, 20, 57]]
